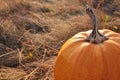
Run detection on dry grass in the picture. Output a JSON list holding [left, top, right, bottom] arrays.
[[0, 0, 120, 80]]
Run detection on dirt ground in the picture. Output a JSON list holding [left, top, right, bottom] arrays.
[[0, 0, 120, 80]]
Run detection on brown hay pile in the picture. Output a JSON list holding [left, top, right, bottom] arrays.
[[0, 0, 119, 80]]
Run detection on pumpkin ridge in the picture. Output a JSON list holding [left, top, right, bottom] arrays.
[[101, 43, 120, 80]]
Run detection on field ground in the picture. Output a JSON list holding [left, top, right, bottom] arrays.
[[0, 0, 120, 80]]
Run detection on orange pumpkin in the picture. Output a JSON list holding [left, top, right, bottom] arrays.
[[54, 6, 120, 80]]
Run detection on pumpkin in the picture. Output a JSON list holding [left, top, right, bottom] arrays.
[[54, 6, 120, 80]]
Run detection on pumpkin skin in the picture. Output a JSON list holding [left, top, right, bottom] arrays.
[[54, 29, 120, 80]]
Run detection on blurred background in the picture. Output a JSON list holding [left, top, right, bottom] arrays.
[[0, 0, 119, 80]]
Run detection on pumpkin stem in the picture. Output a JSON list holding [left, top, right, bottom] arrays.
[[85, 5, 108, 44]]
